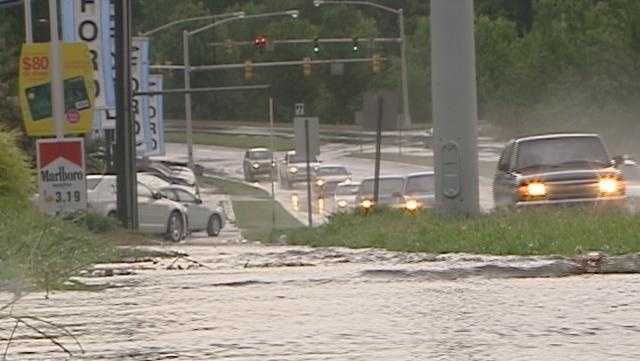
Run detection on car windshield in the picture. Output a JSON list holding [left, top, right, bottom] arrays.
[[516, 136, 610, 170], [359, 178, 405, 196], [316, 167, 349, 176], [404, 174, 435, 195], [335, 184, 360, 196], [87, 178, 102, 190], [290, 154, 318, 163], [249, 150, 272, 160], [138, 173, 171, 190]]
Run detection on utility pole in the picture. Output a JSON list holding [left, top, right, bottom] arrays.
[[115, 0, 138, 229], [24, 0, 33, 43], [48, 0, 64, 139], [430, 0, 480, 215]]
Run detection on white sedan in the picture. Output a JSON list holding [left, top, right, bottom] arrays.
[[86, 175, 189, 242], [159, 186, 226, 236]]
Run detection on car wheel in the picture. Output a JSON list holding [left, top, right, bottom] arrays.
[[165, 211, 184, 243], [207, 214, 222, 237]]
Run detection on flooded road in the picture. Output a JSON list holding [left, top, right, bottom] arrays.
[[2, 241, 640, 361]]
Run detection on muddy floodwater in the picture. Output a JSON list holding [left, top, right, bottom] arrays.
[[2, 242, 640, 361]]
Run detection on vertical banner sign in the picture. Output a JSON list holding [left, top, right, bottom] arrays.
[[147, 74, 165, 156], [132, 37, 151, 156], [61, 0, 116, 129], [37, 138, 87, 215]]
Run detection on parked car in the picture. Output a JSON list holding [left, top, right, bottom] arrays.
[[333, 181, 361, 212], [155, 159, 205, 177], [86, 175, 189, 242], [278, 150, 320, 189], [355, 175, 406, 210], [401, 172, 435, 211], [137, 159, 200, 195], [313, 164, 351, 197], [159, 186, 226, 236], [493, 133, 626, 208], [243, 148, 275, 182]]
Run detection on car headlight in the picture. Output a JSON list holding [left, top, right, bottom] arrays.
[[405, 199, 419, 211], [252, 163, 260, 169], [361, 199, 374, 209], [599, 177, 620, 194], [525, 182, 547, 197], [337, 200, 348, 208], [316, 179, 326, 187], [288, 166, 298, 174]]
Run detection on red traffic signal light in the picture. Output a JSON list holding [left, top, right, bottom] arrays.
[[254, 36, 267, 51]]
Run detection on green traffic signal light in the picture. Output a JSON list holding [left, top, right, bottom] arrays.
[[353, 37, 359, 52], [313, 37, 320, 53]]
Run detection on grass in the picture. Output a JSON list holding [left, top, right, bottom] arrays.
[[165, 131, 294, 151], [0, 200, 118, 292], [199, 176, 303, 242], [285, 207, 640, 256]]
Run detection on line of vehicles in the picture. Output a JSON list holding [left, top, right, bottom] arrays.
[[244, 132, 640, 214], [243, 147, 436, 213]]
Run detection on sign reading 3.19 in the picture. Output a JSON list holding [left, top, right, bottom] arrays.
[[36, 138, 87, 215]]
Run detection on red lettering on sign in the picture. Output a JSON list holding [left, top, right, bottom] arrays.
[[22, 56, 49, 71]]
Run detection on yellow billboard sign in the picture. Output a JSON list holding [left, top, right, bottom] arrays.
[[19, 42, 95, 136]]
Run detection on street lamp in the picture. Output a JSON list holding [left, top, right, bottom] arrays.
[[313, 0, 412, 128], [182, 10, 300, 169]]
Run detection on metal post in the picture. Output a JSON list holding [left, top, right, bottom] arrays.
[[24, 0, 33, 43], [399, 9, 411, 128], [183, 31, 195, 170], [304, 119, 313, 227], [115, 0, 138, 228], [373, 96, 383, 203], [48, 0, 64, 139], [269, 96, 276, 228], [430, 0, 480, 215]]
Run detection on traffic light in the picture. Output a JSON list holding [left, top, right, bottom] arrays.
[[352, 37, 359, 52], [303, 57, 312, 77], [244, 60, 253, 80], [313, 37, 320, 54], [254, 36, 267, 52], [372, 53, 381, 73]]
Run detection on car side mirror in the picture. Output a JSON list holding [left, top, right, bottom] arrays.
[[152, 192, 163, 200]]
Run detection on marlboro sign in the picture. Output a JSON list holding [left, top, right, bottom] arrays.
[[36, 138, 87, 215]]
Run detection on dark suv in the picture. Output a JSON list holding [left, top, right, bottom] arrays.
[[243, 148, 275, 182], [493, 133, 626, 208]]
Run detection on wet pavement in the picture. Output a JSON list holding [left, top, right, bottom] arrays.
[[2, 239, 640, 360]]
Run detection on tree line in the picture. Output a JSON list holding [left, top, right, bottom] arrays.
[[1, 0, 639, 152]]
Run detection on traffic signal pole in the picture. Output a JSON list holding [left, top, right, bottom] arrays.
[[183, 30, 195, 170], [115, 0, 138, 229], [430, 0, 480, 215]]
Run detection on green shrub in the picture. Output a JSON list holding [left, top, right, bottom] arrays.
[[0, 127, 33, 205]]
